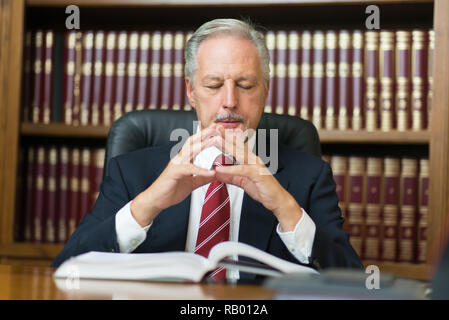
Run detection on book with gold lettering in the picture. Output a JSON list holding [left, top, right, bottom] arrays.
[[57, 146, 70, 243], [411, 30, 428, 131], [337, 30, 350, 130], [325, 30, 337, 130], [102, 31, 116, 126], [312, 30, 325, 130], [265, 30, 276, 113], [351, 30, 363, 130], [300, 31, 312, 121], [33, 146, 46, 243], [78, 148, 91, 227], [42, 30, 53, 124], [396, 31, 411, 131], [364, 31, 379, 131], [80, 31, 94, 126], [149, 31, 162, 110], [91, 31, 105, 126], [32, 30, 44, 124], [417, 158, 429, 263], [364, 157, 382, 260], [68, 148, 81, 238], [124, 31, 139, 114], [54, 241, 317, 283], [275, 30, 287, 115], [160, 31, 174, 110], [72, 32, 83, 126], [172, 31, 185, 111], [287, 30, 300, 116], [379, 31, 395, 131], [347, 156, 365, 258], [136, 31, 150, 111], [44, 146, 57, 243], [113, 31, 128, 121]]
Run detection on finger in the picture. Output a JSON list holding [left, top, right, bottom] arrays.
[[176, 126, 221, 164], [215, 164, 256, 180], [191, 174, 216, 190]]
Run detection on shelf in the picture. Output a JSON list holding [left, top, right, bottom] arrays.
[[21, 122, 110, 138], [25, 0, 434, 7], [319, 130, 430, 144], [0, 243, 63, 260], [363, 261, 433, 281]]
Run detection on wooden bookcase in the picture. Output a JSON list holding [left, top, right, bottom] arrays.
[[1, 0, 448, 282]]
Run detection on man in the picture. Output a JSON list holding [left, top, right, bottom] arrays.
[[52, 19, 363, 279]]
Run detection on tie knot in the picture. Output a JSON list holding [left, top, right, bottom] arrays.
[[213, 154, 234, 168]]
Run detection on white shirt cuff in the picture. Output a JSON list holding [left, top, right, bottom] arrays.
[[115, 200, 151, 253], [276, 208, 316, 264]]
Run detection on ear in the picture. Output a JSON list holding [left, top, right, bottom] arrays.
[[185, 77, 195, 109]]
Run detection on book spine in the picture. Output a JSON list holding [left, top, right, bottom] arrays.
[[172, 31, 185, 111], [23, 147, 35, 242], [364, 31, 379, 131], [63, 31, 76, 125], [72, 32, 83, 126], [124, 31, 139, 113], [347, 156, 365, 258], [379, 31, 395, 132], [427, 30, 434, 126], [42, 30, 53, 124], [417, 158, 429, 263], [32, 30, 44, 124], [33, 146, 46, 243], [338, 30, 351, 130], [149, 31, 162, 110], [300, 31, 312, 121], [45, 146, 57, 243], [330, 155, 348, 221], [325, 30, 337, 130], [22, 31, 33, 122], [265, 31, 276, 113], [91, 31, 105, 126], [68, 148, 80, 237], [136, 32, 150, 111], [381, 157, 400, 262], [287, 30, 300, 116], [396, 31, 412, 132], [160, 31, 174, 110], [351, 30, 364, 130], [312, 31, 325, 130], [57, 146, 69, 243], [103, 31, 117, 126], [275, 30, 287, 115], [113, 31, 128, 121], [364, 157, 382, 260], [398, 158, 418, 263], [79, 148, 91, 225], [90, 148, 105, 212], [184, 31, 194, 111], [411, 30, 428, 131], [51, 31, 64, 123], [80, 31, 94, 126]]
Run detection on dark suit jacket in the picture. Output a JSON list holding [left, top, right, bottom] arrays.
[[52, 144, 363, 276]]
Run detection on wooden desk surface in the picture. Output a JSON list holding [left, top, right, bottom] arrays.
[[0, 265, 276, 300]]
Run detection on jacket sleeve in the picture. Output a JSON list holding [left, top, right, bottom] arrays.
[[51, 157, 131, 268], [307, 161, 364, 270]]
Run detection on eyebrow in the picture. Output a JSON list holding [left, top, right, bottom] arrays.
[[201, 75, 258, 83]]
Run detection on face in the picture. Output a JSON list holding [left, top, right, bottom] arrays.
[[185, 35, 268, 132]]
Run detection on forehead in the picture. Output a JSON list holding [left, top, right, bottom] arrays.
[[195, 35, 262, 77]]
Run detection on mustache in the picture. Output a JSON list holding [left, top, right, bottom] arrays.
[[213, 112, 247, 124]]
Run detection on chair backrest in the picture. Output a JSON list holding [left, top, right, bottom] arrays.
[[104, 109, 321, 177]]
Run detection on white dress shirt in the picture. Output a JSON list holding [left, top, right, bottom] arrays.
[[115, 129, 316, 280]]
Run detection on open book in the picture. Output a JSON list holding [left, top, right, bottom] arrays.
[[53, 241, 318, 283]]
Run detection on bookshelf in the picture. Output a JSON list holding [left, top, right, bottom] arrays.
[[1, 0, 448, 282]]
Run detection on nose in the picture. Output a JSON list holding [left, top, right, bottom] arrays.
[[222, 79, 237, 110]]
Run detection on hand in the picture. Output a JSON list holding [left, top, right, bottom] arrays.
[[212, 127, 302, 231], [130, 124, 222, 227]]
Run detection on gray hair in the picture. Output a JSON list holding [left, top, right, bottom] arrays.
[[184, 18, 270, 90]]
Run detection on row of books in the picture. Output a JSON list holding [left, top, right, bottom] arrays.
[[16, 145, 105, 244], [22, 28, 434, 131], [322, 154, 428, 264]]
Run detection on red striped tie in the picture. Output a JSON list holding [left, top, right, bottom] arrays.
[[194, 155, 232, 280]]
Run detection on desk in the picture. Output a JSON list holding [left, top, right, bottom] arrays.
[[0, 265, 276, 300]]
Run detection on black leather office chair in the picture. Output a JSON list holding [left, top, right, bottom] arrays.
[[104, 109, 321, 177]]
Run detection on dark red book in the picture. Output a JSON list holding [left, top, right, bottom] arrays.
[[124, 31, 139, 113], [300, 31, 312, 121], [79, 148, 91, 226], [172, 31, 185, 111], [68, 148, 80, 238], [160, 31, 174, 110], [21, 31, 33, 122], [265, 31, 276, 113], [338, 30, 351, 130], [91, 31, 105, 126], [347, 156, 365, 259], [63, 31, 76, 125], [136, 31, 150, 111], [89, 148, 105, 212], [149, 31, 162, 110], [379, 31, 395, 131], [396, 31, 412, 131], [381, 157, 400, 262], [80, 31, 94, 126], [364, 31, 379, 131], [44, 146, 57, 243], [42, 30, 53, 124], [102, 31, 117, 126], [364, 157, 382, 260], [325, 30, 337, 130], [351, 30, 364, 130], [417, 158, 429, 263], [113, 31, 128, 121], [411, 30, 428, 131], [398, 158, 418, 263], [23, 147, 35, 242], [275, 30, 287, 115], [72, 32, 83, 126], [287, 30, 300, 116], [32, 30, 44, 124], [312, 30, 325, 130], [56, 146, 69, 243], [33, 146, 46, 243]]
